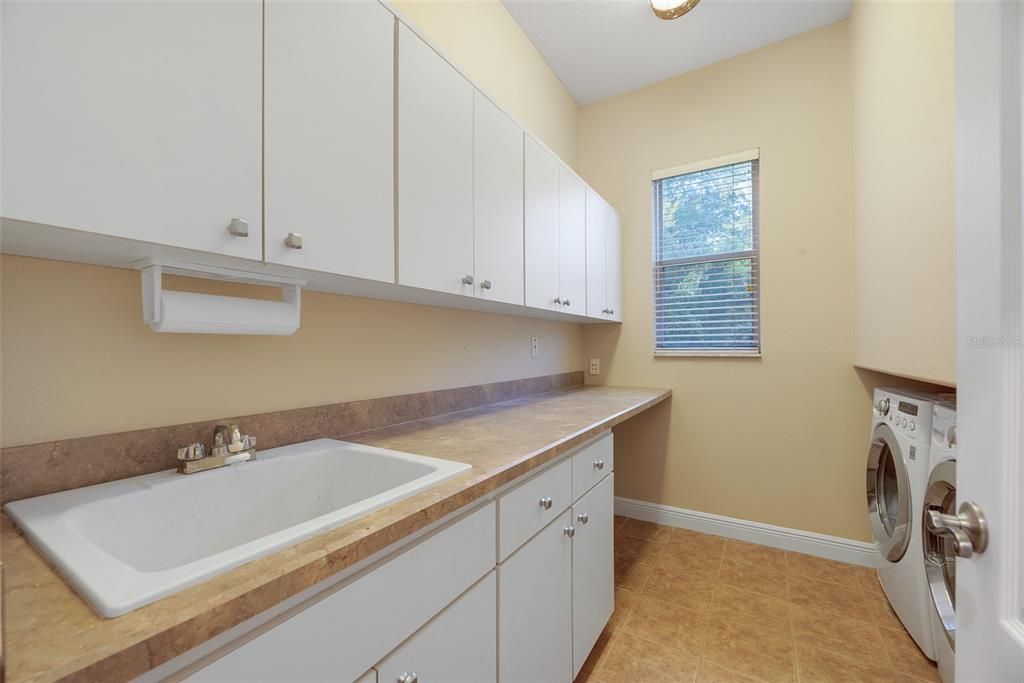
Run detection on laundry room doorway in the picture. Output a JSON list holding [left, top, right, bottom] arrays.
[[954, 1, 1024, 679]]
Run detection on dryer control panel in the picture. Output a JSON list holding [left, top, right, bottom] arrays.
[[931, 403, 957, 452]]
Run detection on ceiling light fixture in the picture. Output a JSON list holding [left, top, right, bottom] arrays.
[[650, 0, 702, 20]]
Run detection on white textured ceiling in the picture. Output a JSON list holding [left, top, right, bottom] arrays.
[[502, 0, 853, 105]]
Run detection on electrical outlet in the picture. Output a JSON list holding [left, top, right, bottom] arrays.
[[531, 337, 539, 357], [589, 358, 600, 375]]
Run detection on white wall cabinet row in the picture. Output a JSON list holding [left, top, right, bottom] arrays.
[[1, 0, 621, 324], [172, 432, 616, 682]]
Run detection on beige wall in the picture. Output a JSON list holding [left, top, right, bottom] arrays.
[[850, 0, 956, 386], [580, 21, 880, 541], [391, 0, 579, 169], [0, 2, 585, 448]]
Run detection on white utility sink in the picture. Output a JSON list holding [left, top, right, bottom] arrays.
[[4, 439, 471, 617]]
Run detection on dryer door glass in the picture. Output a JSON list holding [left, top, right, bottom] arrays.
[[923, 459, 956, 648], [866, 423, 911, 561]]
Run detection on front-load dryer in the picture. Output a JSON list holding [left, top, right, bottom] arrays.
[[923, 400, 957, 682], [867, 388, 938, 660]]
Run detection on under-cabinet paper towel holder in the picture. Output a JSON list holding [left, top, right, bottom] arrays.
[[135, 258, 306, 335]]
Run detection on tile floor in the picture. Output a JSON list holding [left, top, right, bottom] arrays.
[[576, 517, 941, 683]]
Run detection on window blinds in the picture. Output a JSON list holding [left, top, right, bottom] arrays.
[[652, 155, 760, 355]]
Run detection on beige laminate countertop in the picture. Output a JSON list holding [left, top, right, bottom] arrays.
[[1, 385, 670, 683]]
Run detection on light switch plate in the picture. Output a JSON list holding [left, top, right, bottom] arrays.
[[589, 358, 600, 375]]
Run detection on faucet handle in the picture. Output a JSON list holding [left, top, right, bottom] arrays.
[[177, 443, 206, 461]]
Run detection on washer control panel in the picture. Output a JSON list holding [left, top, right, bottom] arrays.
[[874, 389, 932, 444]]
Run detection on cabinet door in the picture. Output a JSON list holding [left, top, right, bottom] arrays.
[[397, 23, 474, 295], [376, 571, 497, 683], [585, 188, 607, 318], [3, 0, 262, 259], [572, 474, 615, 679], [265, 0, 394, 281], [605, 204, 623, 322], [499, 510, 573, 683], [524, 137, 561, 311], [558, 168, 587, 316], [473, 91, 524, 305]]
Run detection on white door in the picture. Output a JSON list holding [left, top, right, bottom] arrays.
[[264, 0, 394, 281], [585, 188, 607, 318], [397, 23, 474, 296], [953, 1, 1024, 679], [558, 168, 587, 316], [375, 571, 497, 683], [524, 137, 561, 311], [605, 204, 623, 322], [1, 0, 262, 260], [571, 474, 615, 679], [473, 91, 524, 306], [498, 510, 573, 683]]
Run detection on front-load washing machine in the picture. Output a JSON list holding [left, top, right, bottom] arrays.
[[923, 400, 957, 682], [866, 388, 939, 660]]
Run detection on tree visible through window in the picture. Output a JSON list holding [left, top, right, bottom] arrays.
[[652, 154, 760, 354]]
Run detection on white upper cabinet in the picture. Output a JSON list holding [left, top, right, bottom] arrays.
[[264, 0, 394, 282], [1, 0, 262, 260], [473, 92, 525, 306], [585, 188, 608, 318], [397, 23, 475, 296], [557, 168, 587, 316], [524, 137, 561, 311], [605, 203, 623, 322]]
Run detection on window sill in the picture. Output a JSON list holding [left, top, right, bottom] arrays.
[[654, 349, 762, 358]]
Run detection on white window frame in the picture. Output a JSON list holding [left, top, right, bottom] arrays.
[[651, 149, 762, 358]]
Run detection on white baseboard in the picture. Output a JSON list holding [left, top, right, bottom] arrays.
[[615, 497, 879, 568]]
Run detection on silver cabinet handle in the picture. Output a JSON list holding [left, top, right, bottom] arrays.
[[228, 218, 249, 237], [284, 232, 303, 249], [539, 496, 553, 510], [480, 280, 492, 290], [563, 526, 575, 538], [593, 460, 605, 470], [553, 296, 563, 305], [398, 673, 418, 683], [577, 512, 589, 524], [462, 274, 474, 285], [927, 501, 988, 558]]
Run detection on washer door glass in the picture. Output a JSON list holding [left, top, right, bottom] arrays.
[[923, 459, 956, 649], [866, 423, 911, 561]]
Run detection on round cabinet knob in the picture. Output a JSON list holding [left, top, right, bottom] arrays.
[[563, 526, 575, 538], [462, 274, 474, 285], [480, 279, 492, 290], [284, 232, 303, 249], [608, 308, 615, 315], [577, 512, 589, 524], [553, 296, 563, 305], [228, 218, 249, 237], [563, 299, 571, 307], [601, 308, 610, 315], [398, 673, 419, 683], [593, 460, 605, 470], [539, 496, 553, 510]]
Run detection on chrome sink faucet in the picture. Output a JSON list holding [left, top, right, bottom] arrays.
[[177, 422, 257, 474]]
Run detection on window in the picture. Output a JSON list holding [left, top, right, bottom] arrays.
[[652, 150, 760, 356]]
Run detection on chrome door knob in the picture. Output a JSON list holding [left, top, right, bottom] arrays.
[[563, 526, 575, 538], [539, 496, 553, 509], [462, 274, 474, 285], [228, 218, 249, 237], [398, 673, 418, 683], [577, 512, 589, 524], [593, 460, 605, 470], [927, 501, 988, 558], [284, 232, 303, 249], [480, 280, 492, 289]]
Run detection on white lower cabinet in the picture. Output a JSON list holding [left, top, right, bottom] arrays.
[[571, 474, 615, 679], [498, 509, 574, 683], [375, 571, 496, 683], [181, 434, 615, 683]]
